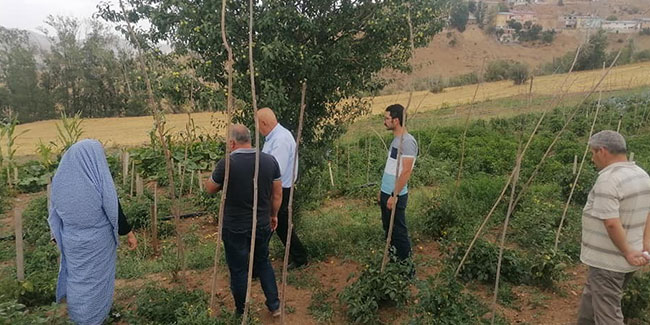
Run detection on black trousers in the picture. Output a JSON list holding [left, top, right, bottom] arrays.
[[380, 192, 411, 260], [275, 187, 308, 265]]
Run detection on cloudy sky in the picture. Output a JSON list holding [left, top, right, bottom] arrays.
[[0, 0, 106, 32]]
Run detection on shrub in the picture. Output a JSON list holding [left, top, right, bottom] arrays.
[[135, 286, 207, 324], [449, 240, 530, 285], [22, 196, 50, 246], [508, 61, 530, 85], [641, 28, 650, 36], [485, 60, 511, 82], [622, 271, 650, 322], [16, 161, 52, 193], [340, 257, 414, 324], [410, 272, 495, 324]]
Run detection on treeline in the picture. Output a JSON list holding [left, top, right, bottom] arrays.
[[0, 16, 223, 124]]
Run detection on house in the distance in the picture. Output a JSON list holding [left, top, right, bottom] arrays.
[[563, 15, 602, 30], [496, 11, 537, 28], [601, 20, 640, 33], [639, 18, 650, 30]]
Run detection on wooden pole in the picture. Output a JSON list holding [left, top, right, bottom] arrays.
[[15, 209, 24, 281], [122, 151, 129, 186], [209, 0, 235, 312], [242, 0, 261, 320], [130, 160, 135, 197], [381, 2, 415, 273], [630, 152, 635, 162], [152, 182, 159, 256], [118, 0, 185, 280], [327, 161, 335, 187], [555, 86, 606, 251], [572, 155, 578, 175], [280, 81, 307, 324], [136, 174, 144, 197], [491, 150, 522, 325], [189, 170, 195, 195]]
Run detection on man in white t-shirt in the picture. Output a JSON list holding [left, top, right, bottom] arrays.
[[378, 104, 418, 261]]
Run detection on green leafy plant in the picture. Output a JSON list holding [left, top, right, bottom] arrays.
[[340, 256, 414, 324]]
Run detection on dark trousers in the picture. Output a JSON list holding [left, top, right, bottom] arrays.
[[222, 227, 279, 314], [275, 187, 308, 265], [380, 192, 411, 260]]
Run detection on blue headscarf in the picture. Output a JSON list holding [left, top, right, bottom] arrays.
[[48, 139, 119, 325]]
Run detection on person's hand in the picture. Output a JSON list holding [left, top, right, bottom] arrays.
[[624, 250, 647, 266], [126, 231, 138, 251], [270, 216, 278, 231], [386, 196, 397, 210]]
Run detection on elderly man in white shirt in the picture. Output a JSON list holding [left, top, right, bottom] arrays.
[[577, 130, 650, 325], [257, 107, 308, 269]]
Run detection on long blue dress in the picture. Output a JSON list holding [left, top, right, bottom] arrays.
[[48, 139, 119, 325]]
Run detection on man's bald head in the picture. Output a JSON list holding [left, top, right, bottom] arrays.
[[257, 107, 278, 136]]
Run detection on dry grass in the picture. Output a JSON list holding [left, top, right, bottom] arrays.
[[369, 61, 650, 114], [4, 61, 650, 157], [5, 112, 224, 157]]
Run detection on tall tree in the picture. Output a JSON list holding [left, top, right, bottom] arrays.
[[99, 0, 449, 194], [0, 27, 53, 122]]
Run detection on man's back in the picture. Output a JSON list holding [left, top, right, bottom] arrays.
[[212, 148, 281, 231]]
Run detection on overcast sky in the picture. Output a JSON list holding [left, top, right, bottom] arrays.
[[0, 0, 107, 33]]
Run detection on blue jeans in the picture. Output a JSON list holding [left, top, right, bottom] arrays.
[[222, 227, 280, 314], [380, 192, 411, 260]]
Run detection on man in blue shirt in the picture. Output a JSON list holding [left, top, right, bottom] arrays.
[[257, 107, 309, 269], [378, 104, 418, 261]]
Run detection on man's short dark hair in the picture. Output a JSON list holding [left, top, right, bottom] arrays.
[[385, 104, 405, 126]]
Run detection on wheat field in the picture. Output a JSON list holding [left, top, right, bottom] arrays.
[[4, 61, 650, 157]]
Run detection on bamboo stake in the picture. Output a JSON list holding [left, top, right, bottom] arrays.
[[118, 0, 185, 279], [630, 152, 635, 162], [346, 144, 351, 182], [572, 155, 578, 175], [198, 170, 204, 192], [327, 162, 335, 187], [366, 138, 371, 184], [456, 44, 584, 277], [381, 3, 414, 273], [456, 59, 486, 189], [510, 49, 626, 211], [491, 148, 522, 325], [189, 170, 195, 195], [554, 79, 605, 252], [280, 82, 307, 324], [136, 174, 144, 197], [152, 182, 159, 256], [130, 160, 135, 197], [15, 209, 24, 281], [209, 0, 235, 312], [242, 0, 261, 320], [122, 151, 129, 186]]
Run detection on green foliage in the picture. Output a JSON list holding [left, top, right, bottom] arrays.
[[0, 300, 70, 324], [22, 196, 50, 246], [622, 271, 650, 322], [641, 28, 650, 36], [450, 2, 470, 32], [54, 112, 84, 153], [16, 161, 52, 193], [450, 240, 529, 285], [308, 288, 336, 323], [135, 286, 209, 324], [340, 257, 414, 324], [100, 0, 450, 212], [409, 272, 494, 324], [120, 192, 173, 235], [485, 59, 530, 85]]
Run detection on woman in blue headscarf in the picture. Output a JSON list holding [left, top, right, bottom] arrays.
[[48, 139, 137, 325]]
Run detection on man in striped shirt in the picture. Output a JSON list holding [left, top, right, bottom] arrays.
[[577, 130, 650, 325]]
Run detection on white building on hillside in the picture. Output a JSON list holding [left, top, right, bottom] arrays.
[[601, 20, 640, 33]]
